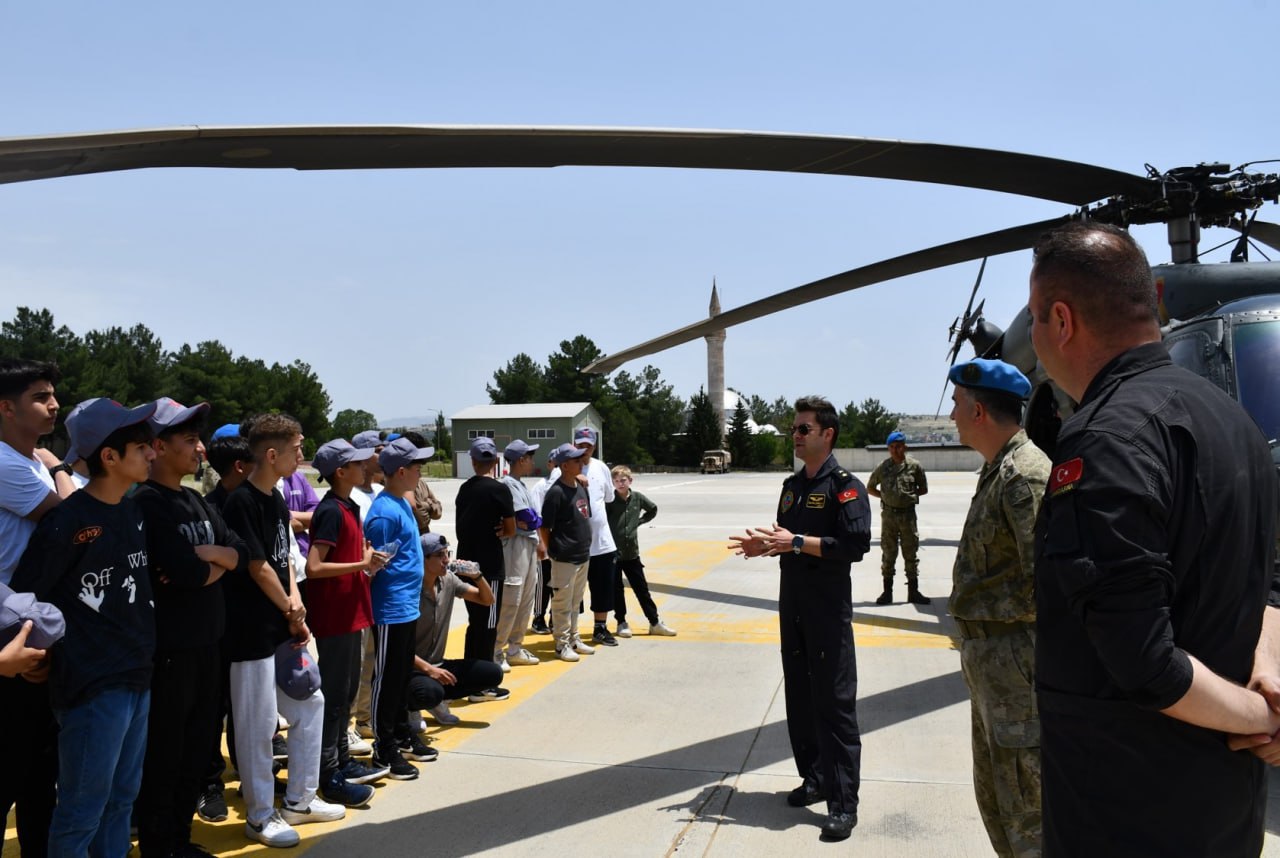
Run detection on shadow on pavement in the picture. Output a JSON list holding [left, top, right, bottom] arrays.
[[300, 671, 968, 856]]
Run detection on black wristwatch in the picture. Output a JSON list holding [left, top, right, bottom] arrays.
[[50, 462, 74, 478], [792, 535, 805, 554]]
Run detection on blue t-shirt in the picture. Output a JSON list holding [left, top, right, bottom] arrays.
[[363, 493, 423, 625]]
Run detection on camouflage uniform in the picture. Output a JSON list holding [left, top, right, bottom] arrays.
[[950, 429, 1049, 858], [866, 455, 927, 586]]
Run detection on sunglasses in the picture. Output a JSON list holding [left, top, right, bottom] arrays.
[[792, 423, 815, 436]]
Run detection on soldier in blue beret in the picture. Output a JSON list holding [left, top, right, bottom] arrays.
[[948, 357, 1048, 857]]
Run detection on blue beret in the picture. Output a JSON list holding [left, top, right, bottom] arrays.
[[211, 423, 240, 440], [949, 358, 1031, 399], [886, 431, 906, 445]]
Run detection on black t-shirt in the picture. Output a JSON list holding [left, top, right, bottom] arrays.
[[204, 481, 230, 513], [133, 481, 248, 652], [220, 481, 293, 662], [540, 480, 591, 564], [455, 475, 515, 579], [11, 490, 155, 710]]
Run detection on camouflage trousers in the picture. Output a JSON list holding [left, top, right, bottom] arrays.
[[959, 627, 1041, 858], [879, 507, 919, 582]]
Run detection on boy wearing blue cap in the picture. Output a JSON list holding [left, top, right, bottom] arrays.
[[540, 444, 594, 661], [12, 397, 159, 856], [867, 431, 929, 605], [133, 398, 249, 858], [364, 437, 436, 780]]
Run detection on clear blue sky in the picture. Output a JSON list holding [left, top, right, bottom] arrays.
[[3, 2, 1277, 426]]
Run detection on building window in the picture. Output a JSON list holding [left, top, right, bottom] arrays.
[[527, 428, 556, 440], [467, 429, 495, 440]]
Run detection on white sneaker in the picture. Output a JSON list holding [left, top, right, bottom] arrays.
[[346, 727, 372, 756], [429, 701, 460, 725], [281, 795, 346, 826], [649, 620, 677, 636], [507, 648, 540, 666], [572, 639, 595, 655], [558, 647, 580, 662], [355, 720, 374, 739], [495, 652, 511, 673], [615, 621, 633, 638], [246, 810, 300, 847]]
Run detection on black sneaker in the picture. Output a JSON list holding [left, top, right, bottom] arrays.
[[787, 782, 825, 807], [397, 733, 438, 762], [592, 625, 618, 647], [531, 617, 550, 635], [373, 747, 419, 781], [466, 687, 512, 703], [272, 734, 289, 760], [820, 810, 857, 841], [319, 771, 375, 808], [173, 843, 216, 858], [195, 784, 228, 822], [340, 756, 390, 784]]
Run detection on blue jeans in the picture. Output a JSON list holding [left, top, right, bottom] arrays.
[[50, 686, 151, 858]]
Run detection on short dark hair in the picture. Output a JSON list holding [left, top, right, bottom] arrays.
[[156, 414, 207, 441], [1031, 222, 1157, 341], [206, 435, 252, 477], [0, 359, 61, 400], [85, 421, 154, 479], [793, 395, 839, 446], [244, 412, 302, 458], [401, 430, 430, 448], [967, 386, 1024, 426]]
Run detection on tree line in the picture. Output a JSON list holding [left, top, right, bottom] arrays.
[[1, 307, 333, 456], [487, 336, 901, 469]]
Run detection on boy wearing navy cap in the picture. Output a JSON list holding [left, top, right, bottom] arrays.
[[11, 398, 159, 856], [364, 437, 436, 780], [306, 440, 390, 807], [540, 444, 594, 661], [133, 398, 249, 858], [454, 437, 516, 697]]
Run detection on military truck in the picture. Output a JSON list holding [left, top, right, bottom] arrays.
[[701, 449, 732, 474]]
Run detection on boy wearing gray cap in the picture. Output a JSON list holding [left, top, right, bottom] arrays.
[[133, 398, 249, 858], [495, 439, 542, 671], [11, 397, 158, 856]]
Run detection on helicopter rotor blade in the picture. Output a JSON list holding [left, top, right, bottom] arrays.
[[945, 258, 988, 366], [1229, 217, 1280, 255], [0, 125, 1152, 205], [585, 216, 1070, 375]]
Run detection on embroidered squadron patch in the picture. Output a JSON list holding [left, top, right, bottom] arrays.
[[73, 526, 102, 545], [780, 490, 795, 513], [837, 488, 859, 503], [1048, 457, 1084, 497], [806, 493, 826, 509]]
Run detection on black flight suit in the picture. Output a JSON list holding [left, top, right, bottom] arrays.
[[775, 453, 872, 815], [1035, 342, 1280, 858]]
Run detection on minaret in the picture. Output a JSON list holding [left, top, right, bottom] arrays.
[[705, 279, 726, 435]]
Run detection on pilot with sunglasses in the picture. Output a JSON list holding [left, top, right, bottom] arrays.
[[729, 394, 871, 843]]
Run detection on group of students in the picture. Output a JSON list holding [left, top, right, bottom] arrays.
[[0, 357, 674, 857]]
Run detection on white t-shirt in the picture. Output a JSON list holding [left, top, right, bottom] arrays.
[[0, 442, 57, 584], [350, 483, 383, 525], [548, 457, 616, 556]]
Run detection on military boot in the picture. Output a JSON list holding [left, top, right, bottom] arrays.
[[906, 580, 930, 605], [875, 580, 893, 605]]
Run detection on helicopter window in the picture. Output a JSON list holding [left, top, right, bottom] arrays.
[[1232, 320, 1280, 444], [1165, 331, 1213, 381]]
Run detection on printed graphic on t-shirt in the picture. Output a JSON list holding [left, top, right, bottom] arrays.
[[178, 519, 214, 546], [273, 520, 289, 567], [574, 497, 590, 519]]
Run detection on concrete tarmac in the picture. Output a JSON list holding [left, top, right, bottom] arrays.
[[12, 471, 1275, 856]]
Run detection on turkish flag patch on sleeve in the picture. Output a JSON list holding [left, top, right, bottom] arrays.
[[837, 488, 859, 503], [1048, 457, 1084, 496]]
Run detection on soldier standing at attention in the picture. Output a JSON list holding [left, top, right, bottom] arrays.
[[947, 358, 1049, 858], [728, 395, 871, 843], [867, 431, 929, 605]]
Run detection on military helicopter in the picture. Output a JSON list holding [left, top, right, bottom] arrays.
[[1, 125, 1277, 459]]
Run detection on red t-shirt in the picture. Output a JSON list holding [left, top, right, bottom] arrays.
[[305, 494, 374, 637]]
